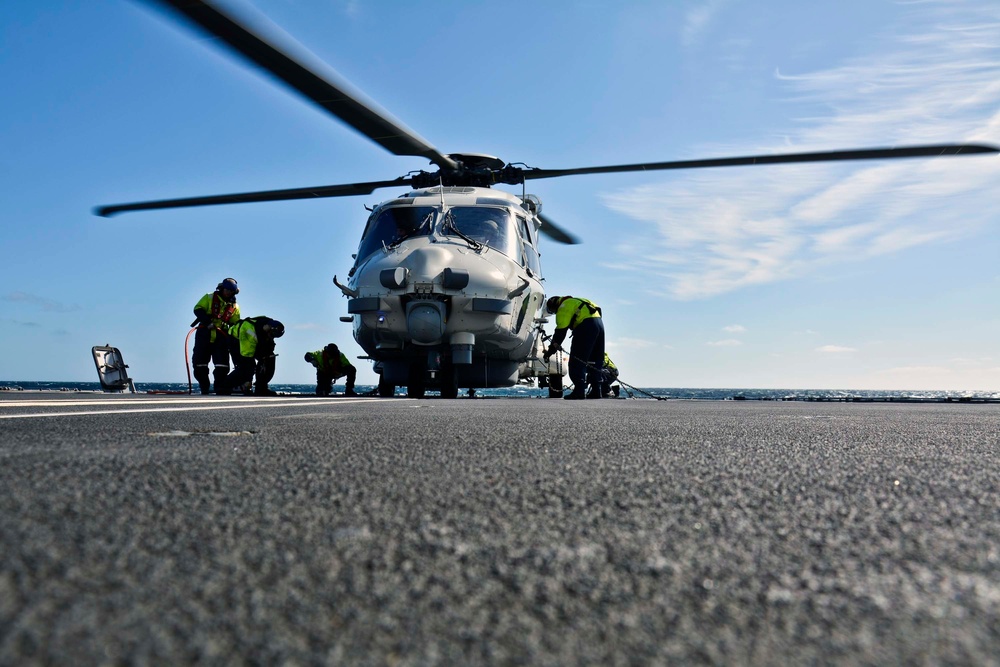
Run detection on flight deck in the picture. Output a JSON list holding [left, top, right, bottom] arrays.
[[2, 392, 999, 663]]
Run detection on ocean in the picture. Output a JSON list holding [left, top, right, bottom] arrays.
[[3, 381, 998, 402]]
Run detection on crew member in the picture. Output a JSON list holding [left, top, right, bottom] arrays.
[[305, 343, 357, 396], [543, 295, 605, 400], [600, 353, 620, 398], [191, 278, 241, 395], [224, 316, 284, 396]]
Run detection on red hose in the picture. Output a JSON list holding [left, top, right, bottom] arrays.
[[145, 327, 202, 395], [184, 326, 199, 394]]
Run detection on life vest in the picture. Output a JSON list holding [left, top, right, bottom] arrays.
[[322, 349, 344, 375], [310, 348, 352, 375], [210, 292, 237, 324], [194, 292, 240, 342]]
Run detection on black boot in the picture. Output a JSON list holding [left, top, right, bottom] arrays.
[[213, 369, 230, 396], [194, 368, 210, 395], [564, 386, 586, 400]]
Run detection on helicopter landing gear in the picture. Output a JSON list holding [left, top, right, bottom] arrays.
[[406, 363, 426, 399], [439, 361, 458, 399], [377, 375, 395, 397]]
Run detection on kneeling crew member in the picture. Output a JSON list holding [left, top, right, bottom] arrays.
[[225, 316, 284, 396], [544, 295, 605, 400], [305, 344, 357, 396], [600, 353, 620, 398], [191, 278, 240, 395]]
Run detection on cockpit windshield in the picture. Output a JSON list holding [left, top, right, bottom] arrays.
[[443, 207, 518, 257], [356, 206, 436, 261]]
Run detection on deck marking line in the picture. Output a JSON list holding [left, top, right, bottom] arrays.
[[0, 397, 342, 408], [0, 398, 383, 420]]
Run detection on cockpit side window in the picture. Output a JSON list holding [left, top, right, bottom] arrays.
[[445, 207, 519, 258], [356, 206, 435, 261], [516, 215, 541, 276]]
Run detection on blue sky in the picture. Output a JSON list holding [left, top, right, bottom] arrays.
[[2, 0, 998, 390]]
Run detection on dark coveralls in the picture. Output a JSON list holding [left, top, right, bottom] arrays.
[[546, 297, 605, 396], [191, 291, 239, 394], [226, 317, 279, 395]]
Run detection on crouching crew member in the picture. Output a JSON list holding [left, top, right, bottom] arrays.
[[601, 353, 620, 398], [224, 316, 284, 396], [305, 344, 357, 396], [191, 278, 241, 395], [544, 295, 605, 400]]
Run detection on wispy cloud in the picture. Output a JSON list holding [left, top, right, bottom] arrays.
[[683, 0, 730, 46], [817, 345, 856, 353], [3, 318, 40, 328], [4, 292, 79, 313], [608, 337, 659, 349], [605, 3, 1000, 300], [722, 324, 746, 333], [707, 338, 742, 347]]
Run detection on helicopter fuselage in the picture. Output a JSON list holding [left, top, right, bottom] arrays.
[[341, 186, 552, 396]]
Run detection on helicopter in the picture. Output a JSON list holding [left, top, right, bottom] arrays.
[[96, 0, 999, 398]]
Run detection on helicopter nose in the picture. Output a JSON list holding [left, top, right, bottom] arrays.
[[399, 244, 506, 292], [403, 245, 452, 279]]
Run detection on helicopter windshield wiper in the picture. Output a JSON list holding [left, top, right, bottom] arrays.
[[442, 210, 483, 251], [388, 212, 434, 249]]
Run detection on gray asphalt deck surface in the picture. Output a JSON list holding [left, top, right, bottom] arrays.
[[1, 393, 999, 665]]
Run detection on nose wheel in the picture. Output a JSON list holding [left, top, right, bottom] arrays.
[[377, 375, 395, 397], [439, 360, 458, 399]]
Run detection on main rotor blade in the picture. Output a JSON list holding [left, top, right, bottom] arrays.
[[522, 143, 999, 181], [537, 213, 580, 245], [95, 178, 409, 217], [143, 0, 457, 170]]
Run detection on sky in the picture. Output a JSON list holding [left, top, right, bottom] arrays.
[[2, 0, 999, 390]]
